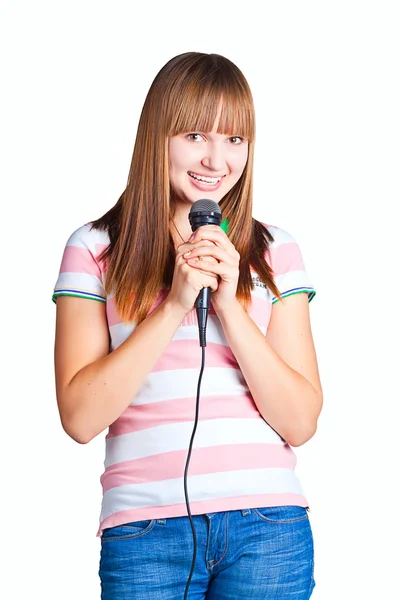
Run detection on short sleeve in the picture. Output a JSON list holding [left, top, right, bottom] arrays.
[[52, 223, 108, 304], [265, 225, 316, 304]]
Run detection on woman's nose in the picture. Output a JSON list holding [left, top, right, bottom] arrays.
[[201, 142, 225, 172]]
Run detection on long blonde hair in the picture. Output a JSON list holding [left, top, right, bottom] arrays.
[[91, 52, 282, 324]]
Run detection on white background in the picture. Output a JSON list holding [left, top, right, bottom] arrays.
[[1, 1, 399, 598]]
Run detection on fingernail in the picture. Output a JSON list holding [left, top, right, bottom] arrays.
[[183, 251, 191, 257]]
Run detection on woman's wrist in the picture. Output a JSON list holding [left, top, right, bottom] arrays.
[[163, 297, 191, 321]]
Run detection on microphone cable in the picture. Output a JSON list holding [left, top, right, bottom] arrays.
[[182, 200, 226, 598], [183, 344, 206, 600]]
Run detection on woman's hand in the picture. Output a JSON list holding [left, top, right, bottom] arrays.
[[182, 225, 240, 313], [168, 238, 220, 313]]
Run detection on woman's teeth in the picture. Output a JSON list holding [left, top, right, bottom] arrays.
[[188, 172, 222, 184]]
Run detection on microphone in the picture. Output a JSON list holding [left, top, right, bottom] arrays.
[[188, 199, 222, 347]]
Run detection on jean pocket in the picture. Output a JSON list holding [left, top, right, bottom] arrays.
[[252, 505, 309, 524], [101, 519, 156, 542]]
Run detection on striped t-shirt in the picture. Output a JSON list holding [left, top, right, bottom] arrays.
[[52, 221, 316, 537]]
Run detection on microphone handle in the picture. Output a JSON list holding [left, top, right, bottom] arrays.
[[195, 287, 210, 347], [195, 286, 210, 310], [193, 223, 211, 312]]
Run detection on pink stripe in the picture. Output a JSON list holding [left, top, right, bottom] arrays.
[[267, 242, 305, 275], [153, 340, 240, 372], [95, 243, 108, 271], [96, 492, 307, 536], [248, 294, 272, 328], [146, 289, 170, 315], [100, 443, 296, 492], [106, 296, 121, 327], [107, 289, 170, 327], [60, 243, 107, 276], [107, 393, 258, 438], [60, 245, 101, 276]]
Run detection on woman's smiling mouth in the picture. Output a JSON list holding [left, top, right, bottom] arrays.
[[188, 171, 224, 185]]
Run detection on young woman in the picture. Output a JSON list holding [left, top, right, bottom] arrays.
[[53, 52, 322, 599]]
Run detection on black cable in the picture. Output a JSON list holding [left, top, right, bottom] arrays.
[[184, 197, 219, 596], [183, 344, 206, 599]]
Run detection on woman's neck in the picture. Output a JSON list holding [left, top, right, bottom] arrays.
[[170, 209, 193, 245]]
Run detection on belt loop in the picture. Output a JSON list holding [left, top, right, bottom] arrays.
[[241, 509, 251, 516]]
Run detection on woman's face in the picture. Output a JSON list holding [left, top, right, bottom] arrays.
[[168, 113, 249, 204]]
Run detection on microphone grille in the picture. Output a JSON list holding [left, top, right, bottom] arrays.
[[190, 199, 221, 215]]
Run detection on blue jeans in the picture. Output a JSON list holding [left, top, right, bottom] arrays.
[[99, 506, 315, 599]]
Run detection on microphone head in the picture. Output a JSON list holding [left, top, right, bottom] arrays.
[[188, 199, 222, 231], [189, 199, 221, 216]]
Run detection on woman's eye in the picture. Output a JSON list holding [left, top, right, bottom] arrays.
[[186, 133, 203, 142], [228, 136, 244, 145]]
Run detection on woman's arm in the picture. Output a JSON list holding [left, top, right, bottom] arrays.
[[54, 296, 188, 444], [214, 293, 323, 446]]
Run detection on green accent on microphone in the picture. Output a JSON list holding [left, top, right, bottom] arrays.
[[220, 218, 229, 234]]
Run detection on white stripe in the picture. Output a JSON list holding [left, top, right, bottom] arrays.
[[105, 417, 283, 467], [266, 225, 295, 246], [66, 223, 109, 249], [250, 286, 271, 301], [109, 322, 135, 349], [110, 310, 267, 351], [100, 467, 304, 521], [275, 269, 313, 294], [54, 272, 105, 296], [250, 270, 274, 301], [110, 314, 231, 350], [133, 366, 250, 406], [174, 315, 228, 344]]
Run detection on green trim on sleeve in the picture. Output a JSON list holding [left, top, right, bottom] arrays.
[[272, 289, 316, 305], [52, 292, 107, 304]]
